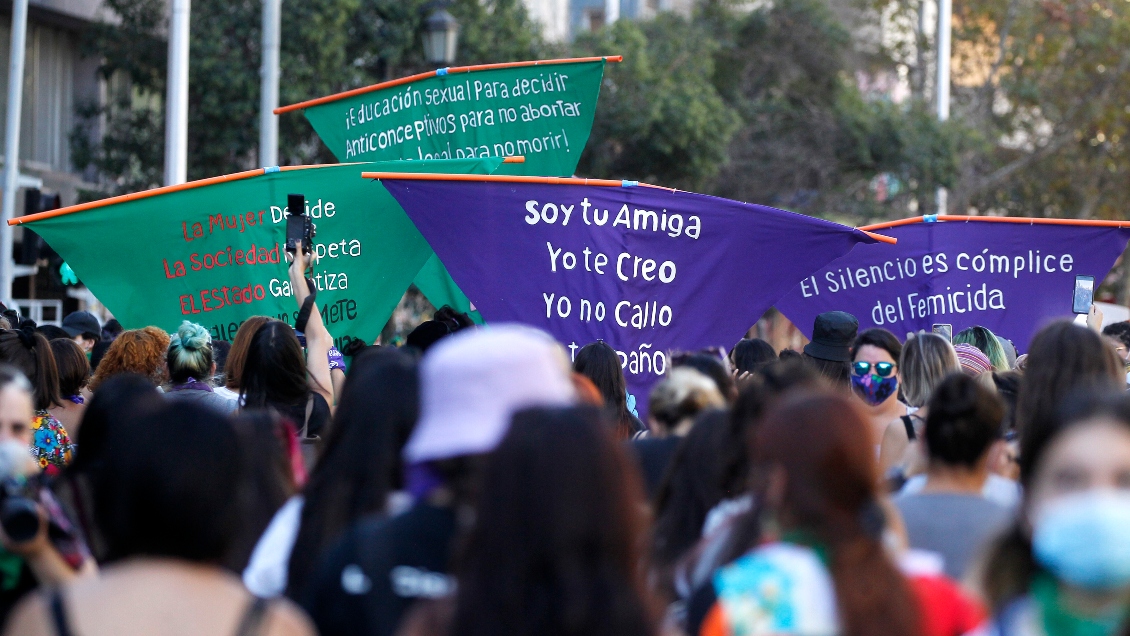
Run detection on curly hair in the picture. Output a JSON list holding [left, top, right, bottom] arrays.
[[90, 327, 170, 391]]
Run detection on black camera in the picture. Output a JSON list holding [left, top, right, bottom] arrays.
[[286, 193, 316, 255], [0, 475, 41, 542]]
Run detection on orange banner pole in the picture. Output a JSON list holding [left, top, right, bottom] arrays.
[[360, 172, 651, 188], [859, 215, 1130, 232], [502, 156, 525, 163], [275, 56, 624, 115]]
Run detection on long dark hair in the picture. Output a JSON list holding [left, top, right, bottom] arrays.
[[1015, 321, 1123, 481], [730, 338, 776, 375], [240, 320, 309, 410], [450, 407, 657, 636], [751, 391, 920, 636], [286, 348, 419, 598], [49, 338, 90, 399], [572, 341, 636, 438], [0, 324, 61, 410], [226, 411, 295, 571], [651, 410, 730, 589]]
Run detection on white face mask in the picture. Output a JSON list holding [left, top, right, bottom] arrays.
[[1031, 490, 1130, 590]]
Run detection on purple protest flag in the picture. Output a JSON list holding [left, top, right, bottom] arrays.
[[378, 176, 884, 411], [775, 218, 1130, 352]]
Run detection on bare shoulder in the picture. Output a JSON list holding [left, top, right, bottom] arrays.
[[264, 598, 317, 636], [4, 593, 51, 636]]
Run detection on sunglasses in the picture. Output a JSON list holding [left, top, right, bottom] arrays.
[[852, 361, 896, 378]]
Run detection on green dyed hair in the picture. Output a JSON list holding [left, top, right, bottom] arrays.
[[953, 326, 1009, 372], [166, 321, 214, 384]]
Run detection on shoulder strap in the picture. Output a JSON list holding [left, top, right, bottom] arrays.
[[302, 394, 315, 438], [48, 588, 74, 636], [901, 415, 917, 440], [233, 596, 270, 636]]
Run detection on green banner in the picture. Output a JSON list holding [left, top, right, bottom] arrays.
[[300, 59, 608, 177], [24, 158, 501, 348], [413, 253, 484, 324]]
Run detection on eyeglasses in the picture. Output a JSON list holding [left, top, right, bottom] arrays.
[[852, 361, 896, 378]]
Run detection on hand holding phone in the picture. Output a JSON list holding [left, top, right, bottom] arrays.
[[932, 324, 952, 342], [1073, 275, 1095, 314]]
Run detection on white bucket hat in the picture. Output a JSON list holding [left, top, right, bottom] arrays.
[[403, 324, 576, 463]]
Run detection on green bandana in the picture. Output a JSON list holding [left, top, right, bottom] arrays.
[[1032, 573, 1129, 636]]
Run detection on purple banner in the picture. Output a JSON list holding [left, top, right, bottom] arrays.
[[381, 179, 879, 411], [775, 221, 1130, 352]]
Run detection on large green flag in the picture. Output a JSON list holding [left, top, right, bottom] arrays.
[[18, 158, 501, 348], [290, 58, 612, 178]]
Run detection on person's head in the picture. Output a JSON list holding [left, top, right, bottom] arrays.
[[227, 410, 295, 571], [983, 391, 1130, 608], [0, 367, 34, 447], [899, 333, 959, 408], [89, 327, 170, 390], [954, 325, 1009, 372], [849, 328, 902, 407], [954, 342, 993, 377], [992, 370, 1023, 433], [751, 390, 921, 634], [89, 339, 111, 372], [166, 321, 215, 385], [49, 338, 90, 399], [450, 406, 656, 636], [69, 374, 162, 478], [95, 401, 243, 564], [211, 340, 231, 382], [240, 320, 308, 409], [405, 320, 454, 353], [647, 368, 725, 437], [0, 325, 61, 410], [286, 347, 419, 597], [61, 310, 101, 353], [997, 335, 1018, 369], [404, 325, 575, 503], [802, 311, 857, 387], [924, 374, 1004, 473], [36, 324, 70, 341], [729, 338, 776, 375], [1015, 321, 1124, 468], [672, 351, 735, 401], [572, 341, 634, 437], [101, 318, 123, 342], [1103, 321, 1130, 363], [222, 316, 270, 391]]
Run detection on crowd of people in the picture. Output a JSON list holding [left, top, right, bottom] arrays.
[[0, 244, 1125, 635]]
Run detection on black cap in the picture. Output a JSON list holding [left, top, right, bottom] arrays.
[[803, 311, 858, 362], [61, 311, 101, 339]]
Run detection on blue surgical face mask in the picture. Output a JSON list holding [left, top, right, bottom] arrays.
[[1032, 490, 1130, 590], [851, 373, 898, 406]]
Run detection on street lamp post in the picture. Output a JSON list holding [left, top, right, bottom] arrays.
[[423, 8, 460, 66]]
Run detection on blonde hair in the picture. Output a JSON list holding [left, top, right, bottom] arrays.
[[899, 333, 959, 407], [649, 368, 725, 430]]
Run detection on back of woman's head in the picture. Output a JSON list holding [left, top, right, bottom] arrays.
[[49, 338, 90, 399], [287, 347, 419, 597], [954, 325, 1009, 371], [223, 316, 271, 391], [802, 354, 851, 388], [452, 406, 655, 636], [674, 353, 735, 400], [899, 333, 958, 407], [0, 325, 60, 410], [166, 321, 214, 384], [730, 338, 776, 375], [227, 411, 294, 571], [755, 391, 921, 636], [70, 374, 161, 477], [572, 341, 627, 413], [924, 374, 1004, 467], [648, 368, 725, 432], [1016, 321, 1123, 469], [89, 327, 170, 390], [240, 320, 308, 409], [96, 401, 243, 564]]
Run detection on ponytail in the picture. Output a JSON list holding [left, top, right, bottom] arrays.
[[0, 323, 61, 410]]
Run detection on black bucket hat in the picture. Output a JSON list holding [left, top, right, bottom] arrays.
[[803, 311, 858, 362]]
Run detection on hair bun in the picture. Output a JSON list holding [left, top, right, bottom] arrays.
[[173, 321, 211, 351]]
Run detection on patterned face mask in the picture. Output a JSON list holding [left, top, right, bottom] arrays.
[[851, 373, 898, 406]]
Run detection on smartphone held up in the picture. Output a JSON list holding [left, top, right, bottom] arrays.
[[286, 193, 316, 255], [1073, 275, 1095, 315]]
